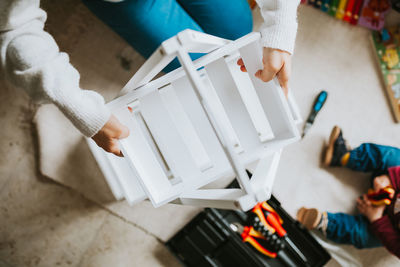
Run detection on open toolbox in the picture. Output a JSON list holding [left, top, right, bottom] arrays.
[[166, 195, 331, 267]]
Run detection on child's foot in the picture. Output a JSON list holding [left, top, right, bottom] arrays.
[[323, 126, 349, 167], [297, 207, 322, 230], [297, 207, 328, 232]]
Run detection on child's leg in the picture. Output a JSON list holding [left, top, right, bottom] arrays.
[[326, 212, 381, 249], [297, 208, 381, 249], [346, 143, 400, 173]]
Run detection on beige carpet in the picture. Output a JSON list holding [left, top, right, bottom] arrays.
[[35, 3, 400, 266]]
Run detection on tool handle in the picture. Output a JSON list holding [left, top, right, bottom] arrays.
[[244, 236, 277, 258], [366, 186, 395, 206], [307, 90, 328, 123], [266, 212, 287, 237], [252, 219, 285, 252]]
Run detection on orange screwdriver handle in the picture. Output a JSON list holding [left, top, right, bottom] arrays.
[[261, 202, 283, 224], [252, 203, 276, 233], [265, 212, 287, 237]]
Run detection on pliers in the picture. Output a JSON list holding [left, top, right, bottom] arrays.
[[251, 202, 309, 266], [230, 222, 277, 258], [231, 222, 297, 266]]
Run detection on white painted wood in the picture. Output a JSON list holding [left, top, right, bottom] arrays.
[[86, 138, 124, 200], [226, 57, 275, 142], [108, 33, 260, 110], [140, 90, 202, 185], [108, 152, 147, 205], [135, 111, 172, 177], [87, 30, 302, 211], [250, 150, 282, 202], [176, 49, 254, 197], [170, 76, 235, 189], [159, 84, 212, 171], [287, 90, 303, 125], [239, 42, 298, 141], [178, 189, 246, 210], [200, 76, 244, 154], [177, 29, 229, 53], [119, 48, 176, 96], [117, 108, 183, 206]]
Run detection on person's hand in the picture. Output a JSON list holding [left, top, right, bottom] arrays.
[[357, 194, 386, 223], [92, 115, 129, 157], [237, 47, 292, 97], [373, 174, 392, 192]]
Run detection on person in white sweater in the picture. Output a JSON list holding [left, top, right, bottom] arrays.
[[0, 0, 300, 156]]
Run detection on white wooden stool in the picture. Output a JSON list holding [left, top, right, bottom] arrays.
[[87, 30, 302, 211]]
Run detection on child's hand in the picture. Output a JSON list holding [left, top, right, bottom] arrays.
[[357, 195, 386, 222], [92, 115, 129, 157], [237, 47, 291, 97], [373, 174, 392, 192]]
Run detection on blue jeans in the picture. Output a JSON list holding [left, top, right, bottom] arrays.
[[326, 213, 381, 248], [347, 143, 400, 175], [326, 143, 400, 248], [82, 0, 253, 72]]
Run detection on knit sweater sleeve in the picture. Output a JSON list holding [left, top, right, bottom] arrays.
[[0, 0, 110, 137], [256, 0, 300, 54]]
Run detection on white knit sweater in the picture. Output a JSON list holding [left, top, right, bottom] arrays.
[[0, 0, 299, 137]]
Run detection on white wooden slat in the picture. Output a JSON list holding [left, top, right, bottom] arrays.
[[177, 188, 245, 210], [116, 108, 182, 206], [171, 76, 235, 189], [107, 152, 147, 205], [201, 77, 244, 154], [239, 42, 296, 138], [135, 112, 171, 176], [226, 58, 275, 142], [159, 84, 212, 171], [86, 138, 124, 200], [177, 48, 254, 197], [119, 48, 176, 96], [287, 90, 303, 125], [140, 90, 202, 184], [177, 29, 229, 53], [250, 150, 282, 202]]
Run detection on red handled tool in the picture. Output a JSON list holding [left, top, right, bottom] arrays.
[[252, 202, 309, 266], [230, 223, 297, 266], [230, 222, 277, 258], [367, 186, 395, 206]]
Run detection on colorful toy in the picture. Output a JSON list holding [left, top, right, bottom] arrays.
[[367, 186, 395, 206], [372, 26, 400, 122]]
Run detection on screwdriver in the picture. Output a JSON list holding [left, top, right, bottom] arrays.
[[253, 202, 309, 266], [302, 90, 328, 138]]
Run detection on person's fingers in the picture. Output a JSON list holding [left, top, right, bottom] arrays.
[[106, 140, 123, 157], [105, 115, 130, 139], [276, 61, 291, 97], [237, 58, 247, 72], [117, 124, 130, 139], [255, 68, 278, 83]]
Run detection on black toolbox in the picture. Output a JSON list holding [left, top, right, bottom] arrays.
[[166, 195, 331, 267]]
